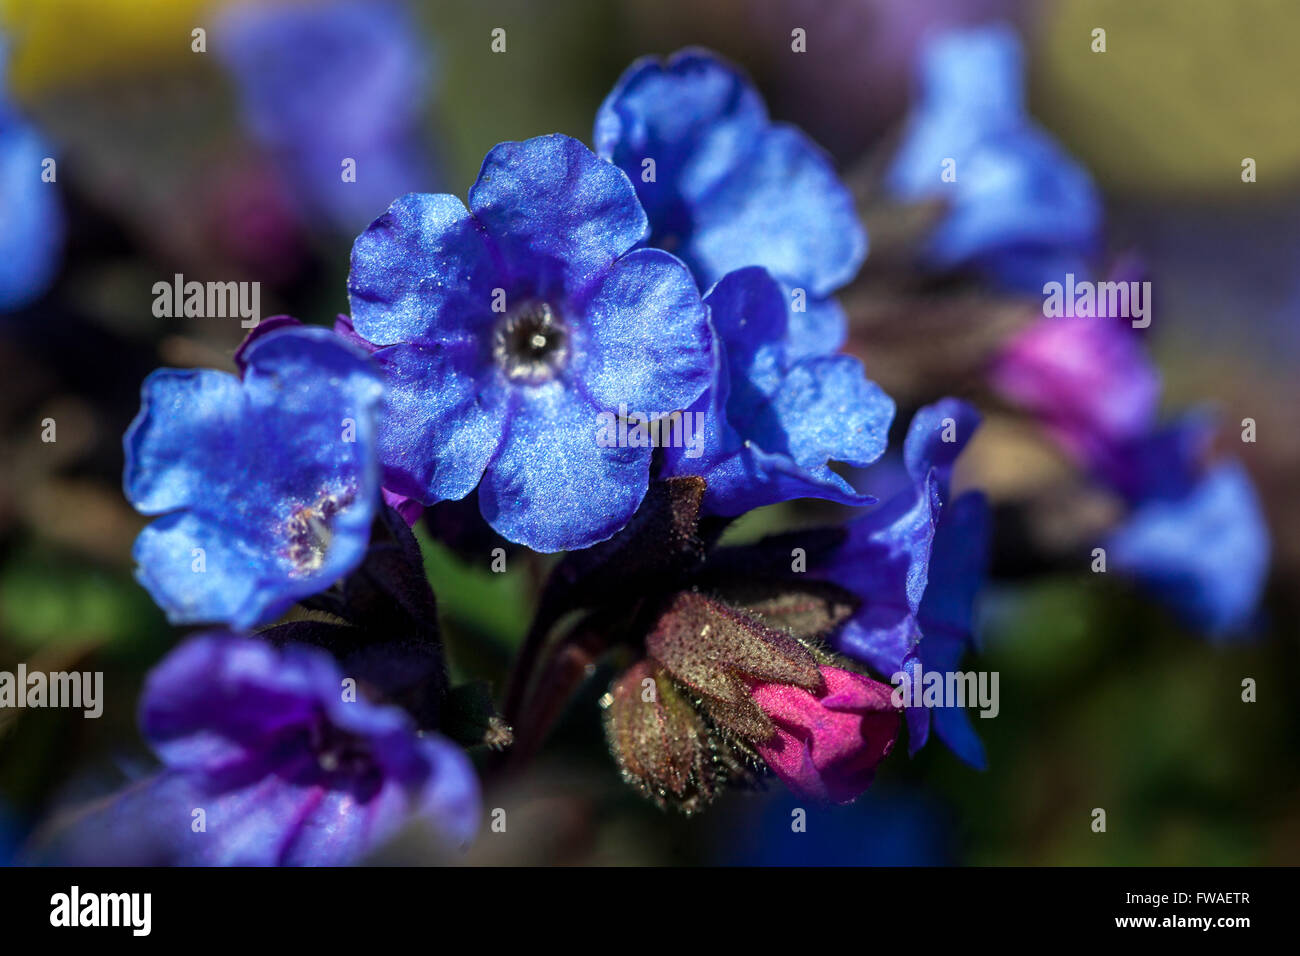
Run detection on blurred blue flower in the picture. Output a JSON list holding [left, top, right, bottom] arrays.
[[595, 48, 865, 356], [1108, 459, 1269, 639], [216, 0, 436, 232], [124, 326, 384, 629], [346, 133, 713, 552], [886, 24, 1102, 291], [817, 399, 990, 767], [661, 266, 893, 515], [38, 633, 479, 866], [0, 35, 64, 311], [993, 308, 1271, 636]]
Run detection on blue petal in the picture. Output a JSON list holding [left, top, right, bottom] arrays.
[[886, 25, 1102, 292], [913, 24, 1025, 120], [902, 654, 932, 754], [576, 248, 713, 413], [903, 397, 981, 488], [594, 49, 767, 232], [133, 511, 282, 630], [702, 266, 789, 393], [769, 355, 893, 469], [372, 342, 509, 502], [784, 289, 848, 360], [823, 400, 981, 677], [1095, 408, 1216, 505], [468, 134, 647, 300], [348, 192, 500, 347], [931, 703, 989, 771], [661, 268, 889, 515], [1107, 460, 1270, 638], [925, 129, 1100, 283], [596, 49, 865, 295], [215, 0, 435, 232], [479, 380, 650, 552], [125, 327, 383, 629], [124, 368, 248, 515], [918, 491, 990, 650], [0, 108, 64, 311], [829, 492, 936, 677], [686, 124, 866, 295]]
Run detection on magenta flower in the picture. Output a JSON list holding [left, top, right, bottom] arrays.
[[989, 316, 1159, 465], [748, 666, 899, 804]]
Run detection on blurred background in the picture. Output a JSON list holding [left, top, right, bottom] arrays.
[[0, 0, 1297, 865]]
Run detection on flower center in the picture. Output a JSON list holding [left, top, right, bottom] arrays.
[[493, 301, 569, 384], [284, 488, 355, 576], [307, 718, 374, 778]]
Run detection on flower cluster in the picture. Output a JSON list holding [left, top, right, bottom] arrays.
[[35, 23, 1269, 866], [992, 294, 1269, 637], [885, 25, 1270, 639]]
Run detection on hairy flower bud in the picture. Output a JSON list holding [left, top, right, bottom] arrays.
[[602, 659, 756, 814], [601, 588, 897, 812]]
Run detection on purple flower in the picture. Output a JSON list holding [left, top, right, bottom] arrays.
[[216, 0, 436, 232], [39, 633, 479, 865], [991, 309, 1270, 637], [661, 266, 894, 515], [816, 399, 991, 767], [886, 24, 1101, 291], [990, 316, 1160, 466], [595, 48, 865, 357], [346, 133, 714, 552], [124, 325, 384, 629]]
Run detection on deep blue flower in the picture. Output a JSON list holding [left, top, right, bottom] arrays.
[[0, 35, 64, 311], [886, 24, 1102, 291], [661, 266, 893, 516], [216, 0, 436, 232], [124, 325, 384, 629], [595, 48, 865, 357], [1108, 459, 1269, 639], [347, 133, 714, 553], [37, 633, 479, 866], [815, 399, 990, 767]]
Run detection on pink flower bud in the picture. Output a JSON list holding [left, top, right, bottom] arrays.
[[748, 665, 899, 803]]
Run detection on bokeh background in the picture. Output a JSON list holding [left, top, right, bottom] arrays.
[[1, 0, 1297, 865]]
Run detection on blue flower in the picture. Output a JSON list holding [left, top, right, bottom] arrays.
[[124, 325, 384, 629], [661, 266, 893, 516], [36, 633, 479, 866], [1108, 459, 1269, 639], [595, 48, 865, 357], [886, 24, 1101, 291], [216, 0, 436, 233], [816, 399, 990, 767], [347, 133, 714, 553], [996, 324, 1272, 636], [0, 36, 64, 311]]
